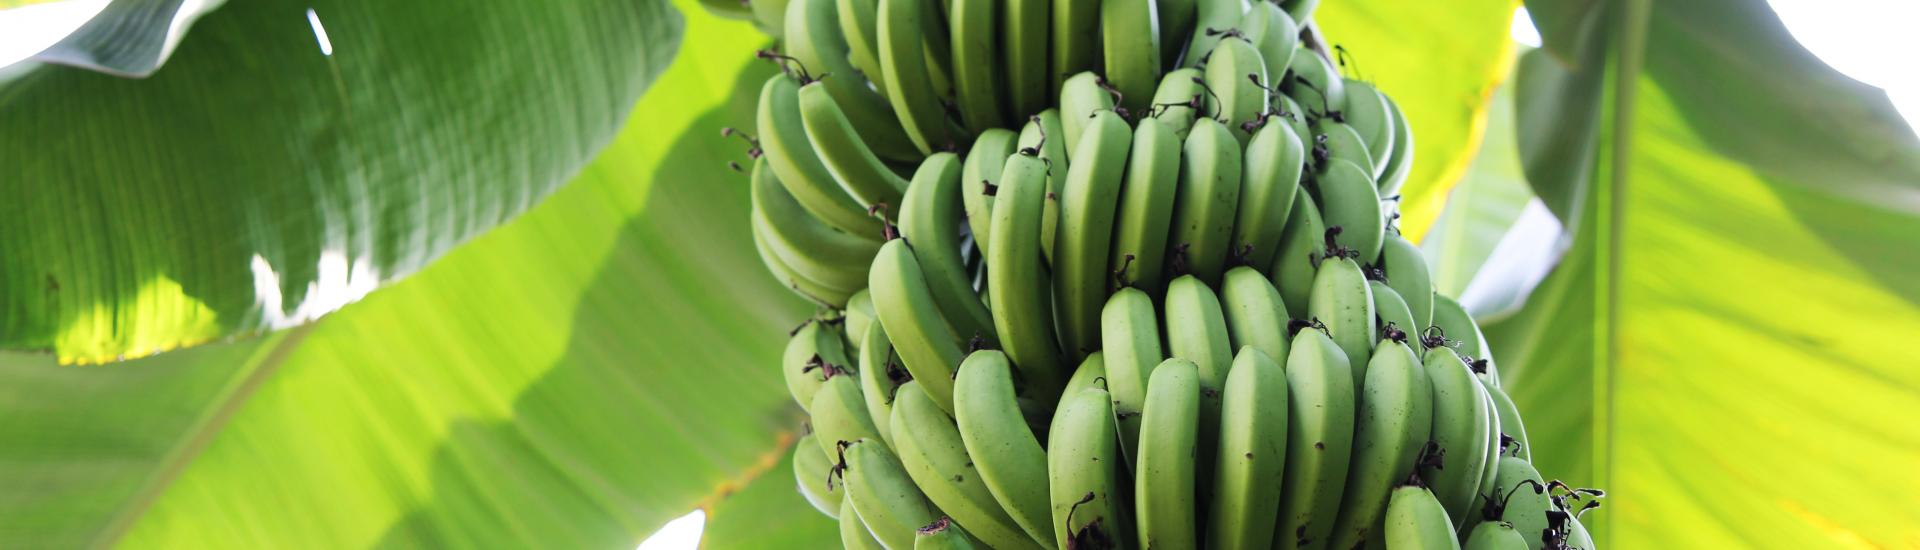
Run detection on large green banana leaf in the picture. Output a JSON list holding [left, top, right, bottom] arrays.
[[0, 0, 679, 363], [1487, 0, 1920, 546]]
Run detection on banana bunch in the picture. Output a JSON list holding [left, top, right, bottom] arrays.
[[721, 0, 1603, 546]]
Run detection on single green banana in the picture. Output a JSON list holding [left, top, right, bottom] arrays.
[[798, 82, 910, 210], [1170, 117, 1243, 285], [1164, 275, 1233, 487], [871, 239, 968, 415], [921, 2, 957, 105], [1315, 157, 1385, 263], [1058, 72, 1117, 156], [842, 438, 943, 548], [1156, 0, 1195, 67], [843, 495, 891, 550], [1220, 266, 1292, 366], [1342, 79, 1396, 177], [891, 380, 1040, 549], [1205, 346, 1290, 550], [847, 288, 877, 350], [1003, 0, 1050, 118], [1013, 110, 1069, 264], [1465, 522, 1527, 550], [1562, 515, 1595, 550], [1268, 192, 1326, 320], [1053, 110, 1133, 361], [785, 318, 856, 412], [813, 369, 883, 458], [1100, 287, 1164, 468], [758, 75, 886, 239], [1108, 117, 1183, 295], [1378, 94, 1416, 196], [1368, 280, 1419, 343], [786, 0, 920, 162], [988, 151, 1070, 398], [752, 158, 881, 293], [1251, 3, 1298, 94], [1049, 0, 1101, 93], [1061, 351, 1108, 402], [949, 0, 1009, 133], [1235, 0, 1269, 44], [1481, 456, 1548, 550], [1467, 387, 1505, 530], [859, 320, 904, 446], [1479, 374, 1530, 462], [878, 0, 963, 154], [1432, 294, 1491, 368], [839, 0, 889, 97], [1275, 94, 1313, 151], [1048, 388, 1131, 549], [796, 433, 843, 517], [1100, 0, 1159, 114], [954, 351, 1057, 548], [753, 215, 857, 305], [1418, 344, 1494, 525], [1326, 337, 1434, 550], [1276, 326, 1356, 550], [1283, 50, 1345, 116], [748, 0, 790, 44], [1308, 254, 1376, 391], [1135, 358, 1201, 549], [1203, 35, 1269, 146], [1181, 0, 1244, 69], [1150, 68, 1204, 141], [1311, 118, 1374, 177], [1230, 114, 1305, 270], [916, 517, 982, 549], [901, 153, 999, 344], [1377, 232, 1434, 333], [1384, 485, 1462, 550], [962, 129, 1019, 256]]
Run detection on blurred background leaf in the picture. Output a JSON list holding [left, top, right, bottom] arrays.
[[29, 0, 231, 76], [0, 0, 679, 363]]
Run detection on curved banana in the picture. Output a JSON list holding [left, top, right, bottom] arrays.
[[758, 75, 886, 239], [1049, 0, 1101, 94], [812, 369, 883, 457], [878, 0, 963, 154], [891, 380, 1040, 549], [1419, 344, 1494, 525], [842, 495, 890, 550], [753, 215, 857, 306], [748, 0, 790, 32], [1061, 351, 1108, 400], [1014, 110, 1069, 264], [1268, 192, 1327, 320], [1378, 94, 1416, 196], [838, 0, 889, 97], [1326, 337, 1434, 550], [1230, 113, 1305, 270], [1251, 3, 1298, 94], [798, 82, 910, 210], [949, 0, 1008, 133], [1312, 118, 1375, 178], [1058, 72, 1117, 156], [1205, 346, 1290, 549], [846, 288, 878, 350], [1480, 375, 1530, 462], [901, 153, 999, 345], [1202, 35, 1269, 145], [1003, 0, 1051, 118], [915, 517, 981, 549], [785, 318, 856, 412], [1283, 50, 1346, 116], [1149, 68, 1204, 141], [1099, 287, 1164, 468], [962, 129, 1019, 256], [1163, 275, 1233, 480], [1469, 387, 1506, 529], [1275, 94, 1314, 150], [1308, 254, 1376, 390], [786, 0, 920, 163], [1342, 79, 1397, 177], [988, 151, 1070, 398], [1099, 0, 1159, 114], [1432, 294, 1491, 369], [1466, 521, 1528, 550], [1048, 388, 1131, 549], [1220, 266, 1292, 365], [1180, 0, 1244, 69], [1108, 117, 1183, 295], [1316, 157, 1385, 263], [1369, 280, 1419, 342], [1384, 485, 1462, 550], [871, 239, 968, 414], [859, 321, 903, 446], [795, 433, 843, 517], [842, 438, 943, 548], [1378, 232, 1435, 332], [1135, 358, 1201, 548], [1169, 117, 1243, 285], [752, 158, 881, 294], [1486, 456, 1548, 550], [1053, 110, 1133, 361], [1276, 326, 1356, 550], [953, 351, 1057, 548]]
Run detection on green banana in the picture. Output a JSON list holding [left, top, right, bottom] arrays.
[[795, 433, 843, 517], [1279, 0, 1315, 20], [785, 318, 856, 412], [1480, 374, 1530, 462], [1368, 280, 1419, 343], [1135, 358, 1201, 549], [1100, 0, 1159, 114], [953, 351, 1057, 548], [1058, 72, 1117, 156], [842, 438, 943, 548], [753, 215, 856, 306], [843, 495, 890, 550], [798, 82, 911, 210], [1156, 0, 1195, 67], [949, 0, 1008, 133], [752, 158, 881, 294], [1061, 351, 1108, 402], [1276, 326, 1356, 550], [1378, 232, 1435, 333], [1169, 117, 1243, 285], [758, 75, 886, 239], [1003, 0, 1050, 118], [1432, 294, 1491, 368], [1202, 35, 1269, 145], [699, 0, 755, 21], [1418, 344, 1494, 525], [786, 0, 920, 163], [988, 151, 1070, 399], [1384, 485, 1461, 550], [891, 380, 1040, 549], [871, 239, 968, 414], [1181, 0, 1243, 69], [812, 369, 883, 458], [1308, 254, 1376, 391], [1053, 110, 1133, 361], [1269, 192, 1326, 320], [1283, 50, 1345, 116], [847, 288, 878, 350], [1312, 118, 1375, 179], [749, 0, 789, 45], [1205, 346, 1290, 550], [1377, 94, 1416, 196], [1108, 117, 1183, 295], [915, 517, 981, 549], [1251, 3, 1298, 94], [1465, 522, 1528, 550], [1220, 266, 1292, 366], [1150, 68, 1204, 141], [1230, 113, 1306, 270], [1049, 0, 1101, 93], [920, 0, 957, 104], [859, 320, 903, 446], [962, 129, 1019, 256], [1561, 515, 1595, 550], [1048, 388, 1130, 549], [1468, 388, 1506, 530], [1163, 274, 1233, 489], [1275, 94, 1313, 152], [1013, 110, 1069, 264], [838, 0, 889, 98], [901, 153, 999, 344], [1315, 157, 1385, 262], [1326, 337, 1434, 550], [1342, 79, 1396, 177], [878, 0, 963, 154], [1099, 287, 1163, 468], [1485, 456, 1547, 550]]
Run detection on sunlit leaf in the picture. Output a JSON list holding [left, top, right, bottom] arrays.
[[28, 0, 230, 77]]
